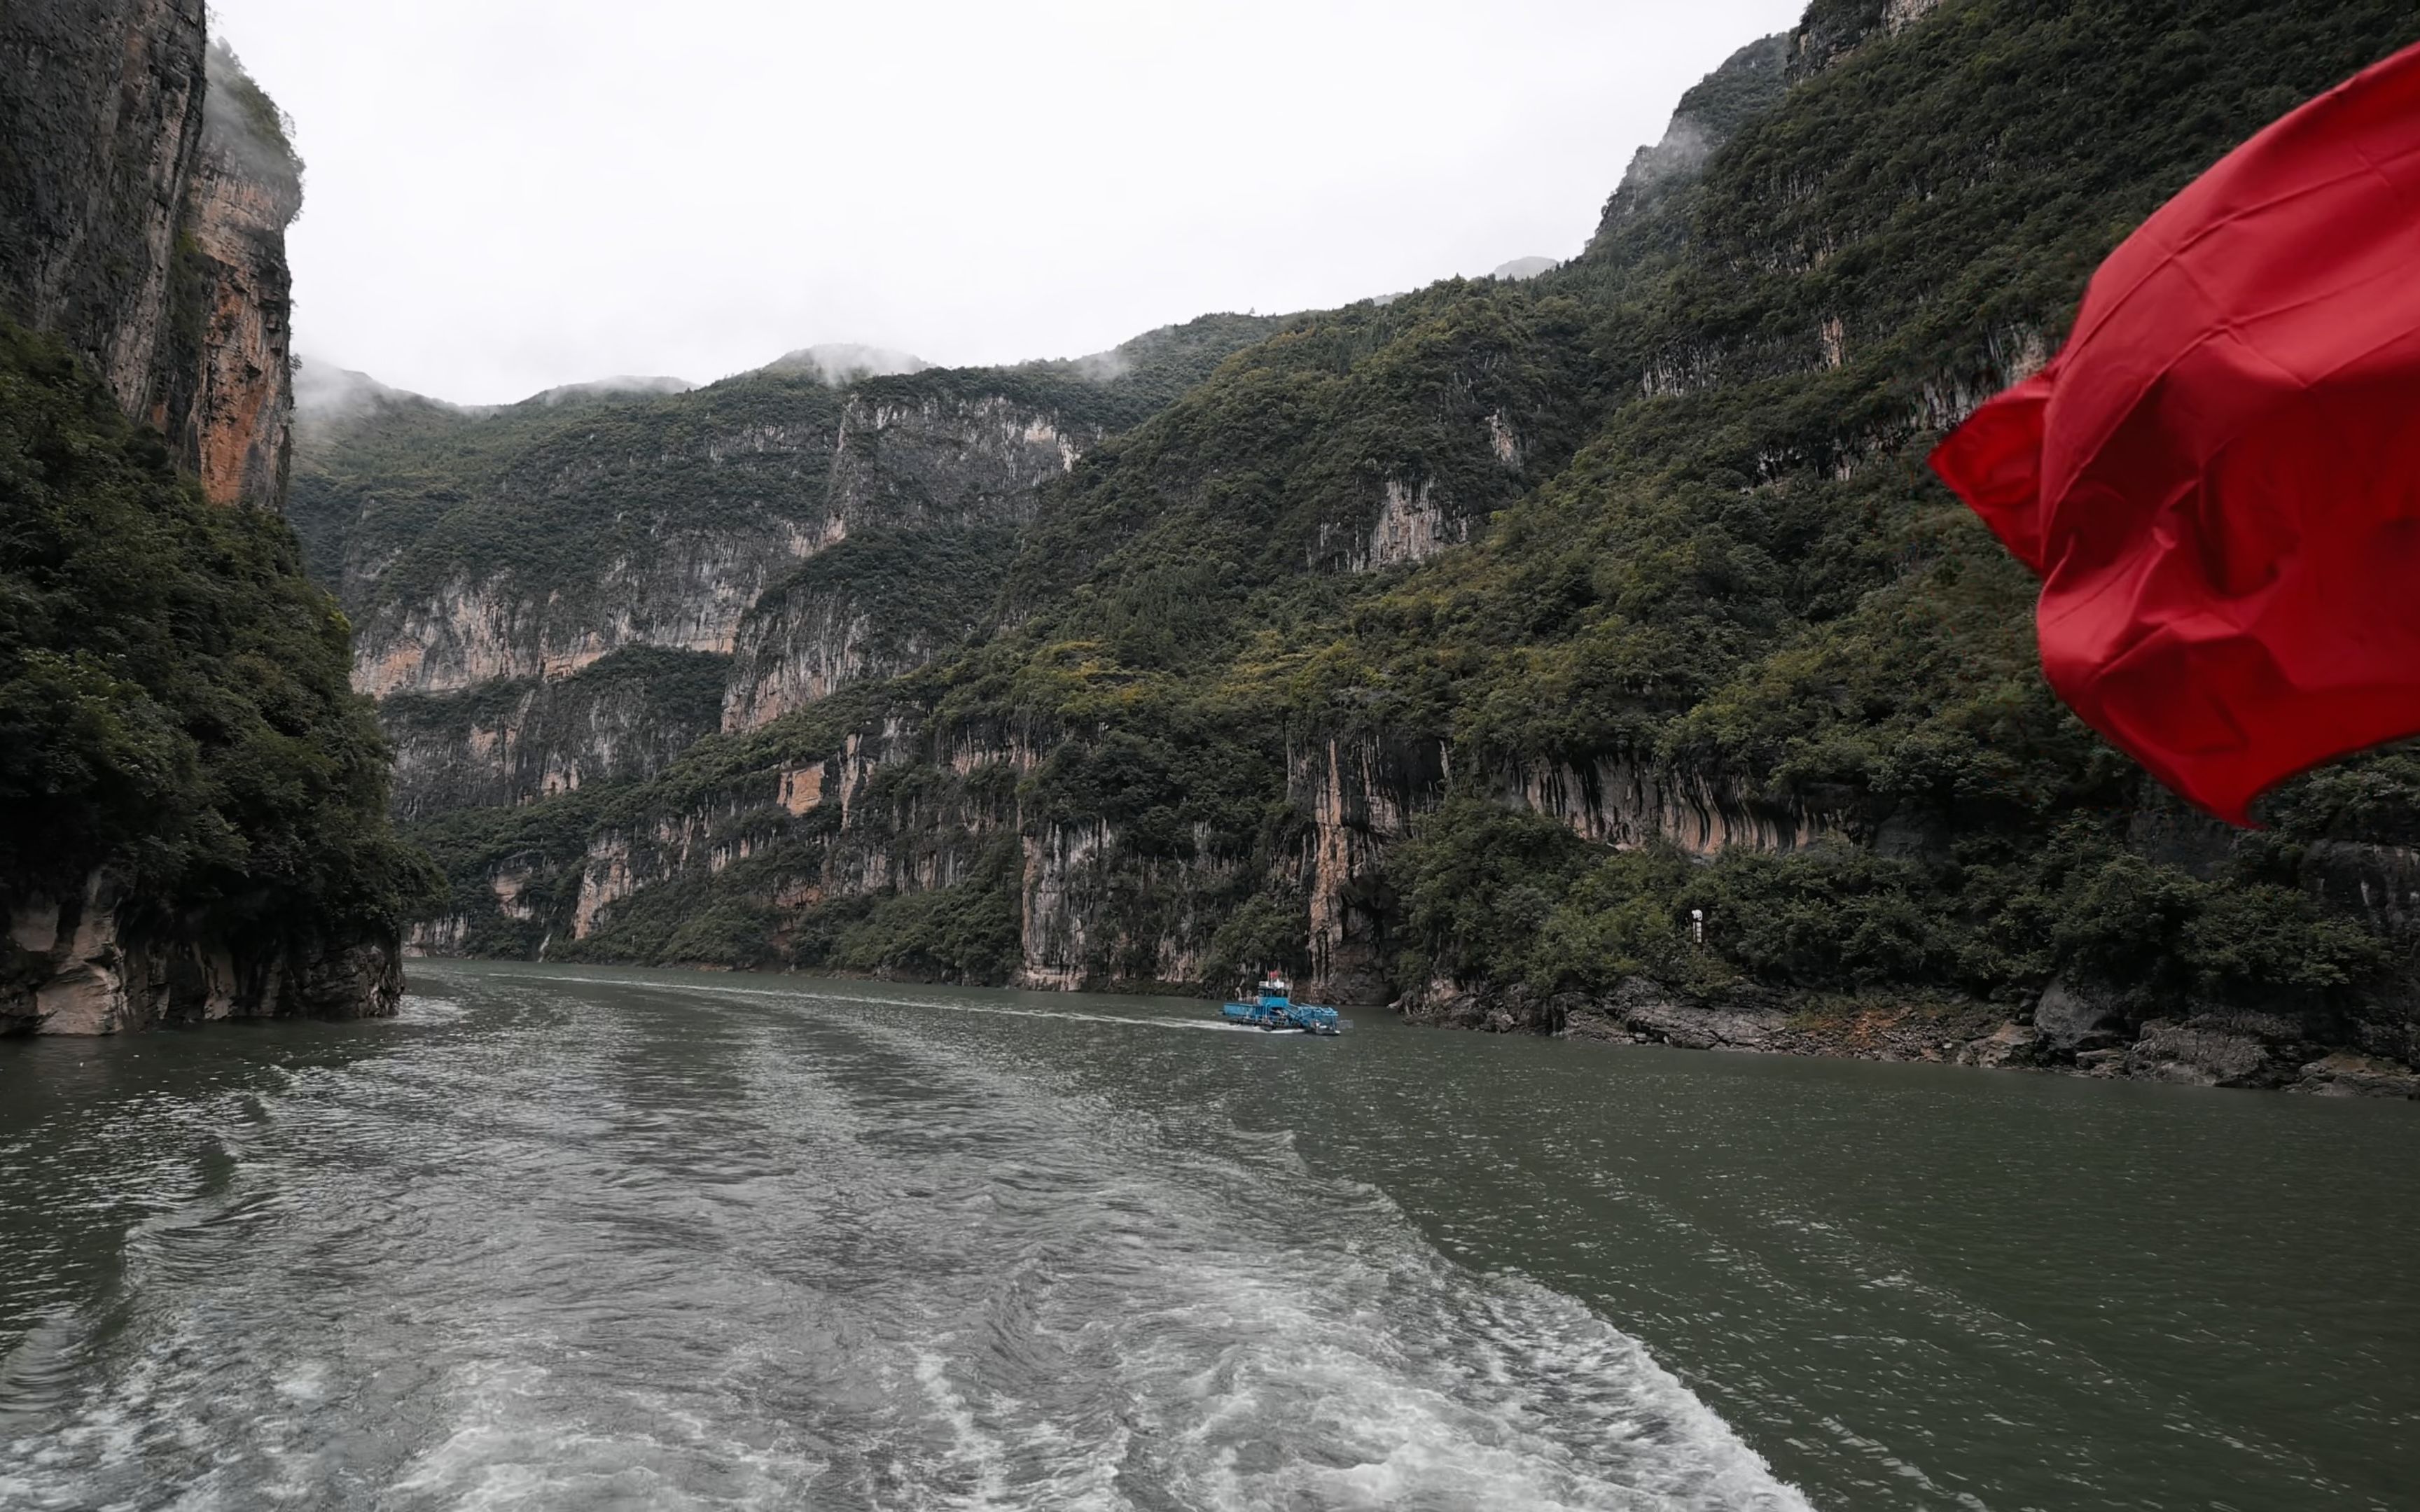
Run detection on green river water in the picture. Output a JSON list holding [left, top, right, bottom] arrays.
[[2, 962, 2414, 1509]]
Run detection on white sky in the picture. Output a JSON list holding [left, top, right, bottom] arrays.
[[207, 0, 1809, 405]]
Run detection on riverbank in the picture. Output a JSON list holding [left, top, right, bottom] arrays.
[[1400, 974, 2420, 1099], [402, 947, 2420, 1097]]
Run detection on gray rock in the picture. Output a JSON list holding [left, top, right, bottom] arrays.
[[2291, 1052, 2420, 1100], [1560, 1008, 1627, 1042], [2031, 975, 2129, 1051], [1967, 1021, 2047, 1070], [1608, 976, 1783, 1051], [2124, 1018, 2288, 1088]]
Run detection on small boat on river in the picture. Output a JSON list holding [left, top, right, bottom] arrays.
[[1220, 973, 1347, 1035]]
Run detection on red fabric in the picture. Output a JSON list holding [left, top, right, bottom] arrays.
[[1930, 41, 2420, 824]]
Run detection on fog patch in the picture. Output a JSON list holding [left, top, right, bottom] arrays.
[[202, 41, 305, 191], [1069, 347, 1134, 383], [293, 357, 424, 425], [761, 344, 931, 386], [527, 375, 696, 407], [1619, 114, 1714, 199], [1489, 256, 1560, 281]]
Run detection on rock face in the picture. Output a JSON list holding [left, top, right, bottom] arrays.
[[0, 0, 210, 421], [4, 876, 401, 1033], [295, 316, 1286, 813], [380, 649, 728, 817], [0, 4, 405, 1032], [161, 43, 302, 507], [719, 391, 1095, 732], [0, 15, 299, 507], [354, 532, 798, 699]]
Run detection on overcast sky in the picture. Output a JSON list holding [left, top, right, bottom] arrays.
[[207, 0, 1808, 405]]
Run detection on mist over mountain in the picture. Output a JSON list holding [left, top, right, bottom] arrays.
[[1491, 256, 1561, 280], [528, 374, 695, 407], [761, 344, 933, 386]]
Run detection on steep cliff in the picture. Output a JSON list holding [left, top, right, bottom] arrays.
[[340, 0, 2420, 1092], [0, 0, 209, 422], [157, 43, 304, 509], [0, 7, 429, 1033], [289, 312, 1287, 811], [0, 15, 300, 507]]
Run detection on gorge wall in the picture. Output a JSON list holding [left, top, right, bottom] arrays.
[[1, 4, 422, 1033], [292, 0, 2420, 1095], [0, 13, 298, 507], [292, 317, 1286, 817]]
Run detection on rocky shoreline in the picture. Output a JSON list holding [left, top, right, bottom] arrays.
[[1398, 976, 2420, 1099]]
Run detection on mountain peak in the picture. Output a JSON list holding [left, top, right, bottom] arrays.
[[524, 374, 695, 407], [762, 344, 931, 385]]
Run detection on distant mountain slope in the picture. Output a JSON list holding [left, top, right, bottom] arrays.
[[349, 0, 2420, 1091], [288, 312, 1288, 816]]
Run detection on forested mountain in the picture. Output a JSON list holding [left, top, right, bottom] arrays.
[[1, 7, 431, 1031], [295, 0, 2420, 1093], [288, 313, 1288, 816]]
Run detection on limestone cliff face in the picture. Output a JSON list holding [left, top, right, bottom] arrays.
[[0, 0, 210, 419], [826, 391, 1092, 531], [296, 316, 1289, 819], [414, 694, 1831, 1009], [722, 580, 938, 734], [719, 391, 1091, 732], [355, 531, 805, 698], [380, 650, 727, 818], [0, 6, 403, 1033], [1287, 736, 1833, 1004], [5, 874, 401, 1033], [0, 15, 298, 507], [159, 43, 304, 508], [319, 374, 1111, 808]]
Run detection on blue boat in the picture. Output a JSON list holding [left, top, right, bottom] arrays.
[[1221, 973, 1347, 1035]]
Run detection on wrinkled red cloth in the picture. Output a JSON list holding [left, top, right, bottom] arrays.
[[1931, 41, 2420, 824]]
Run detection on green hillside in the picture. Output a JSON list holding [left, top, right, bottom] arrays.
[[386, 0, 2420, 1068], [0, 321, 435, 973]]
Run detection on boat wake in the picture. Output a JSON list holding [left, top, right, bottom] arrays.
[[1, 969, 1813, 1511]]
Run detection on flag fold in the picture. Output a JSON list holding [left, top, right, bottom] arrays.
[[1931, 41, 2420, 824]]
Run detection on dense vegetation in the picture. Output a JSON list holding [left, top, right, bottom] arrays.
[[329, 0, 2420, 1046], [0, 321, 435, 961], [291, 312, 1289, 617]]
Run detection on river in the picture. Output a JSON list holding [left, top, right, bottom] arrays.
[[1, 963, 2414, 1510]]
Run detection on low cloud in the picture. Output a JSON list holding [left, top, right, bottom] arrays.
[[528, 375, 695, 407], [761, 344, 931, 386]]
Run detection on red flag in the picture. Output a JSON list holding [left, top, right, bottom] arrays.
[[1930, 41, 2420, 825]]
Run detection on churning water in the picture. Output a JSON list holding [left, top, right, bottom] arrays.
[[2, 963, 2415, 1509]]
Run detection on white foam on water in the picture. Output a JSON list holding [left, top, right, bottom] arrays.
[[382, 1359, 832, 1511], [1101, 1247, 1815, 1512], [750, 987, 1818, 1511], [6, 967, 1816, 1511], [566, 972, 1256, 1036], [394, 993, 468, 1026]]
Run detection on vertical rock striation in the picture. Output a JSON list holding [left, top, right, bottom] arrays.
[[160, 43, 304, 507], [0, 13, 298, 505], [0, 0, 210, 416]]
